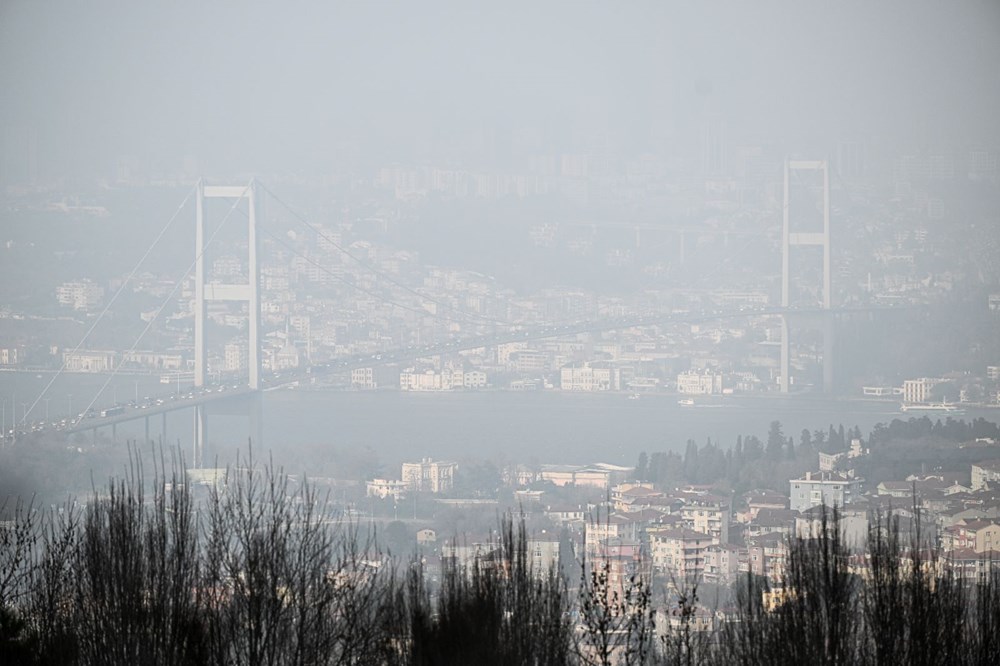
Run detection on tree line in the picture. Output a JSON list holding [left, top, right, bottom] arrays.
[[634, 416, 1000, 494], [3, 447, 1000, 664]]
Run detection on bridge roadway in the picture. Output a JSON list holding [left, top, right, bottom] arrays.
[[50, 304, 892, 436]]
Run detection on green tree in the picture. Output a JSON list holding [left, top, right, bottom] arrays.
[[381, 520, 413, 557], [635, 451, 648, 482], [683, 440, 699, 480], [766, 421, 785, 460]]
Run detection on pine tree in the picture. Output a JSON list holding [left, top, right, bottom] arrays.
[[635, 451, 648, 482], [766, 421, 785, 460]]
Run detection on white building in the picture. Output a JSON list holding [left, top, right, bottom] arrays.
[[649, 527, 714, 579], [400, 367, 468, 391], [464, 370, 488, 388], [56, 280, 104, 311], [903, 377, 939, 404], [560, 362, 633, 392], [527, 536, 561, 576], [224, 339, 248, 373], [680, 496, 731, 544], [352, 367, 377, 390], [538, 463, 632, 491], [401, 458, 458, 493], [63, 350, 117, 373], [789, 471, 863, 512], [367, 478, 408, 500], [0, 348, 22, 365], [676, 371, 723, 395], [972, 460, 1000, 491]]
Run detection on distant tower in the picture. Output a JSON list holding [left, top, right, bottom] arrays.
[[780, 160, 832, 393], [193, 180, 262, 465]]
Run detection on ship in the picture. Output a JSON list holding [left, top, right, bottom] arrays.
[[678, 398, 695, 407], [899, 401, 964, 415]]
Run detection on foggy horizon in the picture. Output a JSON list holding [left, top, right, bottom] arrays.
[[3, 3, 1000, 663], [3, 1, 1000, 176]]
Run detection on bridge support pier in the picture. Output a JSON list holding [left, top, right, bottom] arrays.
[[249, 391, 263, 449], [194, 405, 208, 468], [192, 179, 262, 467], [823, 315, 834, 393], [780, 315, 790, 393], [780, 159, 832, 394]]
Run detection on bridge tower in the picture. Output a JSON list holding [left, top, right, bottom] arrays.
[[780, 160, 832, 393], [194, 180, 263, 465]]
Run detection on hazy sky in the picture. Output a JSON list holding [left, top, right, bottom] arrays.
[[2, 0, 999, 175]]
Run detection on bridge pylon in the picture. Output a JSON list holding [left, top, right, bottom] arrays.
[[780, 160, 833, 393], [193, 179, 263, 466]]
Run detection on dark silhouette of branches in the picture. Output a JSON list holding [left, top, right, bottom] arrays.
[[4, 446, 1000, 665]]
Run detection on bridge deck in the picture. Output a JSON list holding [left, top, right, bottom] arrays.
[[47, 304, 898, 435]]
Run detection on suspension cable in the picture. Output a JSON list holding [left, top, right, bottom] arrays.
[[23, 184, 197, 424], [71, 183, 250, 426]]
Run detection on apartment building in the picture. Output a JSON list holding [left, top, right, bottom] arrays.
[[902, 377, 939, 404], [971, 460, 1000, 491], [944, 520, 1000, 553], [702, 543, 742, 584], [648, 527, 713, 580], [746, 533, 787, 581], [679, 495, 731, 544], [789, 471, 863, 512], [585, 514, 641, 560]]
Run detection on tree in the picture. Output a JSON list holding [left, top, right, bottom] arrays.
[[683, 440, 699, 481], [454, 462, 501, 498], [635, 452, 648, 482], [382, 521, 413, 557], [766, 421, 785, 460]]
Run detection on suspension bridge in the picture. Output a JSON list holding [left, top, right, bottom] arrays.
[[9, 162, 874, 464]]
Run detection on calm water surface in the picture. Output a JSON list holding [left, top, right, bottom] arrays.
[[3, 371, 992, 468]]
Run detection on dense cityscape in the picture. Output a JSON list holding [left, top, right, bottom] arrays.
[[3, 1, 1000, 664]]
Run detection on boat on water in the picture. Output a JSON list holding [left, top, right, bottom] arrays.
[[899, 401, 965, 414], [628, 393, 642, 401], [678, 398, 695, 407]]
